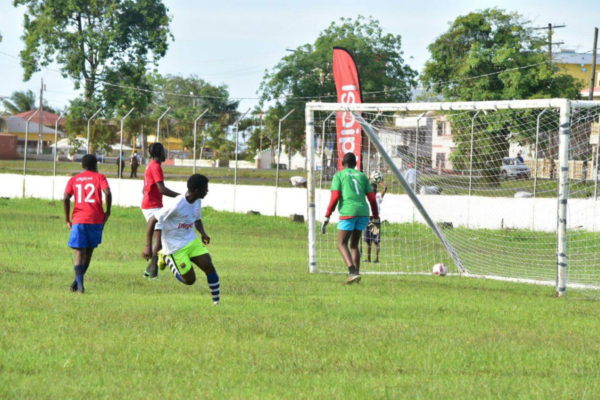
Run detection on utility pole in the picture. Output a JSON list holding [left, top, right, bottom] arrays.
[[37, 78, 44, 154], [590, 27, 598, 100], [533, 23, 566, 64], [259, 113, 263, 154]]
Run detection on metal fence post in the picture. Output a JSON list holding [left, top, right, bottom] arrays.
[[193, 109, 209, 174], [52, 110, 67, 200], [156, 107, 171, 142], [119, 108, 135, 205], [22, 109, 39, 198], [86, 108, 102, 153], [274, 108, 295, 216]]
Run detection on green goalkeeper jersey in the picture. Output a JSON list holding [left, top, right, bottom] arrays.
[[331, 167, 373, 217]]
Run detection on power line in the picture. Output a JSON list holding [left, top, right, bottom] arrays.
[[0, 48, 586, 105]]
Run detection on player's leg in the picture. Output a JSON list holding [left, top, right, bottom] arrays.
[[164, 250, 195, 285], [346, 217, 369, 284], [68, 224, 90, 293], [191, 253, 220, 305], [84, 247, 95, 272], [71, 248, 86, 292], [363, 228, 371, 262], [336, 229, 354, 268], [182, 237, 220, 304], [351, 217, 369, 272], [142, 208, 162, 278], [374, 241, 380, 263], [144, 229, 162, 279], [349, 230, 362, 272], [337, 218, 362, 284], [72, 223, 103, 292]]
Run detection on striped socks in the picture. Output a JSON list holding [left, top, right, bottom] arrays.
[[165, 256, 184, 283], [206, 272, 220, 304]]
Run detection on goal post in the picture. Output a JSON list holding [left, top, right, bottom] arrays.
[[306, 99, 600, 295]]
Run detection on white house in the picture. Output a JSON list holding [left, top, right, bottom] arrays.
[[254, 145, 307, 170], [431, 116, 455, 171]]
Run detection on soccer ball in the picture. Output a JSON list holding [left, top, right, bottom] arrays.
[[432, 263, 447, 276], [370, 170, 383, 183]]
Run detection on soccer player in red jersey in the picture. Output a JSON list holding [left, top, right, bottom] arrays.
[[141, 142, 179, 278], [63, 154, 112, 293]]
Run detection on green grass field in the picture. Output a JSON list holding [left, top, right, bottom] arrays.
[[2, 198, 600, 399]]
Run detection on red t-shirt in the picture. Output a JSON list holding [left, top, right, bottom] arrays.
[[65, 170, 110, 224], [142, 160, 164, 209]]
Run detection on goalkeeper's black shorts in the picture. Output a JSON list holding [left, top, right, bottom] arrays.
[[364, 224, 380, 244]]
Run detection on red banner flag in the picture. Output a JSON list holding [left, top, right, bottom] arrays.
[[332, 47, 363, 171]]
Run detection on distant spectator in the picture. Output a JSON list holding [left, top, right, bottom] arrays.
[[516, 152, 524, 164], [403, 163, 420, 192], [130, 151, 140, 178], [116, 154, 126, 178]]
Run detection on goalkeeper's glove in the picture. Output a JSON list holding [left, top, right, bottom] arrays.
[[370, 218, 381, 235], [321, 217, 329, 234]]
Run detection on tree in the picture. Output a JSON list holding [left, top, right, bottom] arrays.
[[146, 73, 240, 159], [258, 16, 417, 156], [421, 9, 581, 184], [14, 0, 172, 107], [421, 9, 580, 101], [2, 90, 36, 114]]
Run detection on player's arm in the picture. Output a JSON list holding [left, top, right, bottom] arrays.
[[103, 187, 112, 223], [379, 181, 388, 198], [323, 173, 341, 229], [63, 193, 72, 229], [195, 219, 210, 245], [365, 179, 380, 221], [143, 216, 158, 259], [324, 190, 340, 220], [156, 181, 179, 198]]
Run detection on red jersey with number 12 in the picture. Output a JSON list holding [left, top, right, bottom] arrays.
[[65, 170, 110, 224], [142, 160, 165, 209]]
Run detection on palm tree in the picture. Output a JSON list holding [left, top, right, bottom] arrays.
[[2, 90, 36, 114]]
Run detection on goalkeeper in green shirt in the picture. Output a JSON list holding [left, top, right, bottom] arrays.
[[322, 153, 380, 284]]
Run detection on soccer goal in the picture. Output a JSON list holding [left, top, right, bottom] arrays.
[[305, 99, 600, 295]]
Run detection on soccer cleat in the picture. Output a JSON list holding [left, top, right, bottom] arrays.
[[345, 273, 362, 285], [157, 251, 166, 271], [213, 301, 220, 306], [76, 284, 85, 294], [70, 280, 78, 292], [144, 262, 158, 279]]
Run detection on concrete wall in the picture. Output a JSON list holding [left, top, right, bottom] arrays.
[[3, 173, 600, 232]]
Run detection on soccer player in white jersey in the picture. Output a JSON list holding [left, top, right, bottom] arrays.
[[142, 174, 220, 304]]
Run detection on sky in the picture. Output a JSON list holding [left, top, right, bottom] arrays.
[[0, 0, 599, 113]]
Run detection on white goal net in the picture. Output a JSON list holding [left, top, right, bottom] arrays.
[[305, 99, 600, 294]]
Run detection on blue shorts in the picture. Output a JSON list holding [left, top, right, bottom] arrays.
[[337, 217, 369, 231], [68, 224, 104, 249]]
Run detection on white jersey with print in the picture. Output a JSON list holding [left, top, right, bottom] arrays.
[[155, 194, 202, 255]]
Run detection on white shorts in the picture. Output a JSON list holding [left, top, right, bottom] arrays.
[[142, 208, 163, 230]]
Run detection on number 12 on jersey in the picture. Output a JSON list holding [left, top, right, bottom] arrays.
[[75, 183, 96, 203]]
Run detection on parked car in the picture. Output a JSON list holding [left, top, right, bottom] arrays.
[[500, 157, 531, 179]]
